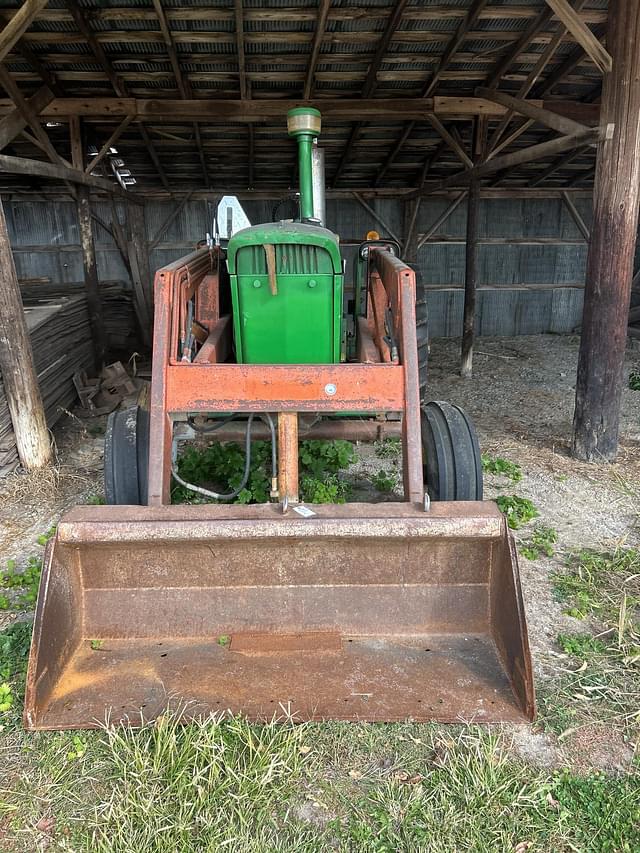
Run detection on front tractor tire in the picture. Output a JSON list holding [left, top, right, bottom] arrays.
[[104, 403, 150, 505], [421, 400, 483, 502]]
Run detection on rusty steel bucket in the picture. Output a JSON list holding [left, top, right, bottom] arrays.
[[24, 501, 534, 729]]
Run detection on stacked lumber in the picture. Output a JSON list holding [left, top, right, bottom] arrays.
[[19, 280, 138, 352], [0, 295, 94, 476]]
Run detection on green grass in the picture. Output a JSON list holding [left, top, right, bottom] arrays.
[[0, 557, 42, 611], [538, 547, 640, 736], [373, 437, 401, 459], [629, 371, 640, 391], [481, 454, 522, 483], [2, 712, 639, 853], [494, 495, 539, 529]]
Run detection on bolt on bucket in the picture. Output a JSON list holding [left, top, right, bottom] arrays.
[[24, 501, 534, 730]]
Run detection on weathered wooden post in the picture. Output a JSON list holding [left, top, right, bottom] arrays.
[[0, 198, 52, 469], [572, 0, 640, 461], [460, 177, 480, 379], [70, 116, 107, 369]]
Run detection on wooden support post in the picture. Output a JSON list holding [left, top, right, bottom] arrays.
[[126, 201, 153, 347], [77, 186, 107, 369], [0, 198, 51, 469], [278, 412, 299, 504], [572, 0, 640, 461], [71, 116, 107, 368], [461, 178, 480, 379]]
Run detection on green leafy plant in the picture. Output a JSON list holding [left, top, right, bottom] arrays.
[[557, 633, 606, 657], [86, 494, 106, 505], [0, 681, 13, 713], [481, 454, 522, 483], [520, 524, 558, 560], [494, 495, 539, 529], [217, 635, 230, 647], [300, 474, 350, 504], [173, 439, 356, 506], [66, 734, 87, 761], [90, 639, 104, 651], [629, 371, 640, 391], [0, 556, 42, 609], [374, 437, 401, 459], [372, 470, 396, 493], [36, 526, 56, 546]]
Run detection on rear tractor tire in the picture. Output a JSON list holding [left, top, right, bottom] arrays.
[[421, 400, 483, 502], [104, 403, 150, 505]]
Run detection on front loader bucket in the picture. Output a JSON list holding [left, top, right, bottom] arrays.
[[24, 502, 534, 730]]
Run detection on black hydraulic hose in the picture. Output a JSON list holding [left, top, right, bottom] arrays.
[[172, 414, 255, 501], [187, 413, 238, 433], [259, 412, 277, 486]]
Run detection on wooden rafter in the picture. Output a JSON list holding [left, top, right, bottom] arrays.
[[426, 114, 472, 168], [332, 0, 410, 186], [485, 6, 554, 89], [485, 0, 589, 156], [64, 0, 169, 191], [0, 0, 48, 64], [530, 145, 588, 186], [304, 0, 331, 99], [375, 0, 490, 188], [477, 88, 588, 140], [85, 115, 134, 174], [544, 0, 612, 72], [0, 66, 72, 170], [0, 84, 54, 150], [422, 0, 489, 99], [0, 152, 136, 197], [151, 0, 209, 187], [414, 124, 609, 195]]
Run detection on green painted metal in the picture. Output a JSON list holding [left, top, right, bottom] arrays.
[[227, 221, 343, 364], [287, 107, 321, 222]]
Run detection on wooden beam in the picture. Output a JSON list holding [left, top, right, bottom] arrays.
[[416, 191, 467, 250], [149, 190, 193, 250], [85, 115, 134, 173], [332, 0, 410, 185], [234, 0, 247, 100], [303, 0, 331, 99], [65, 0, 169, 190], [535, 26, 606, 96], [126, 201, 153, 346], [0, 152, 134, 196], [70, 115, 108, 367], [0, 67, 72, 169], [485, 6, 554, 88], [0, 96, 598, 123], [0, 84, 54, 150], [0, 195, 52, 468], [351, 192, 403, 246], [422, 0, 489, 98], [375, 120, 415, 186], [484, 1, 589, 155], [460, 177, 479, 379], [0, 0, 47, 64], [531, 146, 588, 185], [561, 190, 590, 239], [415, 124, 609, 195], [151, 0, 208, 186], [572, 0, 640, 461], [426, 113, 473, 168], [476, 87, 588, 138], [544, 0, 612, 72]]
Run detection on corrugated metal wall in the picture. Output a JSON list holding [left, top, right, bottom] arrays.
[[5, 195, 590, 338]]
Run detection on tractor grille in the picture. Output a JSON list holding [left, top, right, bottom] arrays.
[[237, 243, 333, 276]]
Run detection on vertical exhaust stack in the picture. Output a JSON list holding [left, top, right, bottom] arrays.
[[287, 107, 322, 223], [311, 143, 326, 227]]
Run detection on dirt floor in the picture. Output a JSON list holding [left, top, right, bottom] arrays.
[[1, 333, 639, 771]]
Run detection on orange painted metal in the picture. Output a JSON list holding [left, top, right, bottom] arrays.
[[147, 245, 421, 505]]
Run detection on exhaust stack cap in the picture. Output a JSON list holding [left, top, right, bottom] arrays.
[[287, 107, 321, 137]]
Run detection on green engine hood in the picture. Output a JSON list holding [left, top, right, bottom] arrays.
[[226, 221, 342, 275]]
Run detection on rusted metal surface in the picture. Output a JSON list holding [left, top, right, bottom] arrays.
[[25, 502, 534, 730], [197, 418, 402, 443], [277, 411, 299, 503], [147, 246, 421, 505]]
